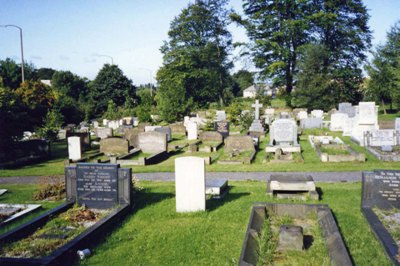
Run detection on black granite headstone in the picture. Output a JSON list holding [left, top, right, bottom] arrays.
[[214, 121, 229, 138], [362, 170, 400, 209], [76, 163, 119, 209]]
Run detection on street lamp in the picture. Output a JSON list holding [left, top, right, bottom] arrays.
[[94, 54, 114, 65], [0, 24, 25, 82]]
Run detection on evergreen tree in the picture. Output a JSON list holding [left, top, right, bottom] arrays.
[[156, 0, 232, 121]]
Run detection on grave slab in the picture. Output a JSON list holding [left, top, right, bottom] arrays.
[[267, 175, 319, 200], [205, 179, 229, 199]]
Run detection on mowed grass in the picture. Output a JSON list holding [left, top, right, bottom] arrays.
[[81, 181, 391, 266], [0, 184, 62, 235]]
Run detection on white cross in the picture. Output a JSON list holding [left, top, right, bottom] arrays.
[[252, 100, 263, 120]]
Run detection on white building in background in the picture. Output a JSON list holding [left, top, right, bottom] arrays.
[[40, 80, 51, 86], [243, 84, 277, 98]]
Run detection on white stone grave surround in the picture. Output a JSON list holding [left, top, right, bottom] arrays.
[[68, 136, 81, 161], [363, 129, 397, 147], [308, 135, 334, 149], [187, 121, 198, 140], [175, 157, 205, 212], [311, 109, 323, 118]]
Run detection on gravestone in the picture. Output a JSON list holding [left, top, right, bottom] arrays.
[[300, 117, 322, 129], [0, 189, 7, 196], [216, 110, 227, 121], [267, 118, 299, 152], [330, 112, 349, 131], [137, 131, 167, 153], [100, 138, 129, 155], [214, 121, 229, 138], [364, 130, 396, 147], [96, 128, 113, 139], [395, 118, 400, 131], [338, 102, 356, 117], [92, 121, 99, 128], [199, 131, 223, 143], [124, 128, 140, 147], [57, 130, 67, 140], [205, 179, 229, 199], [144, 126, 162, 132], [170, 123, 186, 135], [264, 108, 275, 125], [68, 137, 81, 161], [297, 110, 308, 120], [249, 100, 265, 133], [175, 157, 205, 212], [351, 102, 379, 145], [102, 119, 109, 127], [154, 127, 172, 141], [187, 121, 198, 140], [137, 122, 151, 132], [310, 109, 323, 118], [224, 136, 255, 153], [66, 163, 132, 209], [67, 132, 90, 150], [267, 175, 319, 200], [277, 225, 304, 251]]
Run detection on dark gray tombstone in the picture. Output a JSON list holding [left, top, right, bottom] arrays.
[[362, 170, 400, 265], [65, 163, 132, 209], [214, 121, 229, 138]]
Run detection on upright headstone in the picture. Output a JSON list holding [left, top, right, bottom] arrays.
[[124, 128, 140, 147], [269, 119, 298, 146], [137, 131, 167, 153], [214, 121, 229, 138], [297, 111, 308, 120], [395, 118, 400, 131], [310, 110, 323, 118], [216, 110, 227, 121], [68, 136, 81, 161], [338, 103, 356, 117], [145, 126, 162, 132], [330, 112, 349, 131], [154, 126, 172, 141], [249, 100, 265, 133], [300, 117, 322, 129], [100, 138, 129, 155], [175, 157, 205, 212], [187, 121, 198, 140], [58, 129, 67, 140], [96, 128, 113, 139]]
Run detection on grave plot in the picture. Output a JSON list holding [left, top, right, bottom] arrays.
[[308, 135, 365, 162], [363, 130, 400, 161], [239, 203, 352, 266], [0, 163, 132, 265], [197, 132, 223, 153], [217, 136, 256, 164], [362, 170, 400, 265]]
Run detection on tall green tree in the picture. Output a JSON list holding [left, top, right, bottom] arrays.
[[156, 0, 232, 121], [234, 0, 310, 93], [231, 70, 254, 96], [89, 64, 135, 117], [0, 58, 37, 89], [366, 21, 400, 113]]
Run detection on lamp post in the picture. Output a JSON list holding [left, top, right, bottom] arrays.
[[94, 54, 114, 65], [0, 24, 25, 82]]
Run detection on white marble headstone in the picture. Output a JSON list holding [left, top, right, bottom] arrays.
[[68, 136, 81, 161], [187, 121, 198, 140], [175, 157, 205, 212], [216, 110, 227, 121], [297, 111, 308, 120], [395, 118, 400, 131], [311, 110, 323, 118]]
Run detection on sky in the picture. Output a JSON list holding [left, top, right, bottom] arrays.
[[0, 0, 399, 85]]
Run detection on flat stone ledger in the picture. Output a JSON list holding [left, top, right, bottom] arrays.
[[277, 225, 304, 251], [205, 179, 229, 199], [0, 204, 41, 225], [239, 204, 352, 266], [267, 175, 319, 200], [76, 163, 118, 209], [362, 170, 400, 265], [0, 189, 7, 196]]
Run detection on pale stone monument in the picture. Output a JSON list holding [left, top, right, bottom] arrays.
[[137, 131, 167, 153], [187, 121, 198, 140], [216, 110, 227, 121], [68, 136, 81, 161], [266, 118, 300, 152], [297, 110, 308, 120], [248, 100, 265, 133], [311, 109, 323, 118], [395, 118, 400, 130], [175, 157, 205, 212], [350, 102, 379, 145]]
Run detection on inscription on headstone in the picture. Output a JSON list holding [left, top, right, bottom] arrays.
[[214, 121, 229, 137], [362, 170, 400, 209], [76, 163, 118, 209]]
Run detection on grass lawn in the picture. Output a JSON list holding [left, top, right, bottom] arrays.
[[0, 184, 63, 235], [81, 181, 391, 266]]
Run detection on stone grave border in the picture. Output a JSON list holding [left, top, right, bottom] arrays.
[[361, 171, 400, 265], [308, 135, 365, 162], [217, 150, 256, 165], [114, 149, 169, 166], [239, 203, 352, 266], [365, 146, 400, 162], [0, 204, 41, 225], [0, 164, 132, 265]]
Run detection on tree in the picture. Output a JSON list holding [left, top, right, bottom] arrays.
[[51, 70, 88, 100], [156, 0, 232, 120], [231, 70, 254, 96], [0, 58, 37, 89], [235, 0, 371, 100], [35, 68, 56, 80], [136, 89, 155, 123], [234, 0, 310, 93], [89, 64, 135, 117], [291, 44, 335, 110], [365, 21, 400, 113], [36, 108, 64, 141]]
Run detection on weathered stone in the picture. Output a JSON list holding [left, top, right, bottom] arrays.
[[277, 225, 304, 251], [224, 136, 255, 153], [68, 137, 81, 161], [187, 121, 198, 140], [170, 123, 186, 135], [214, 121, 229, 137], [175, 157, 205, 212], [199, 131, 223, 143], [267, 175, 319, 200], [100, 138, 129, 155], [95, 127, 113, 139], [300, 117, 322, 129], [137, 131, 167, 153], [154, 127, 172, 141], [137, 123, 151, 132], [216, 110, 227, 121]]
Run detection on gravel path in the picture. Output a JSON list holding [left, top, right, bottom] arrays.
[[0, 171, 362, 184]]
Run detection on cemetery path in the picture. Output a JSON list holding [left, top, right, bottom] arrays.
[[0, 171, 361, 184]]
